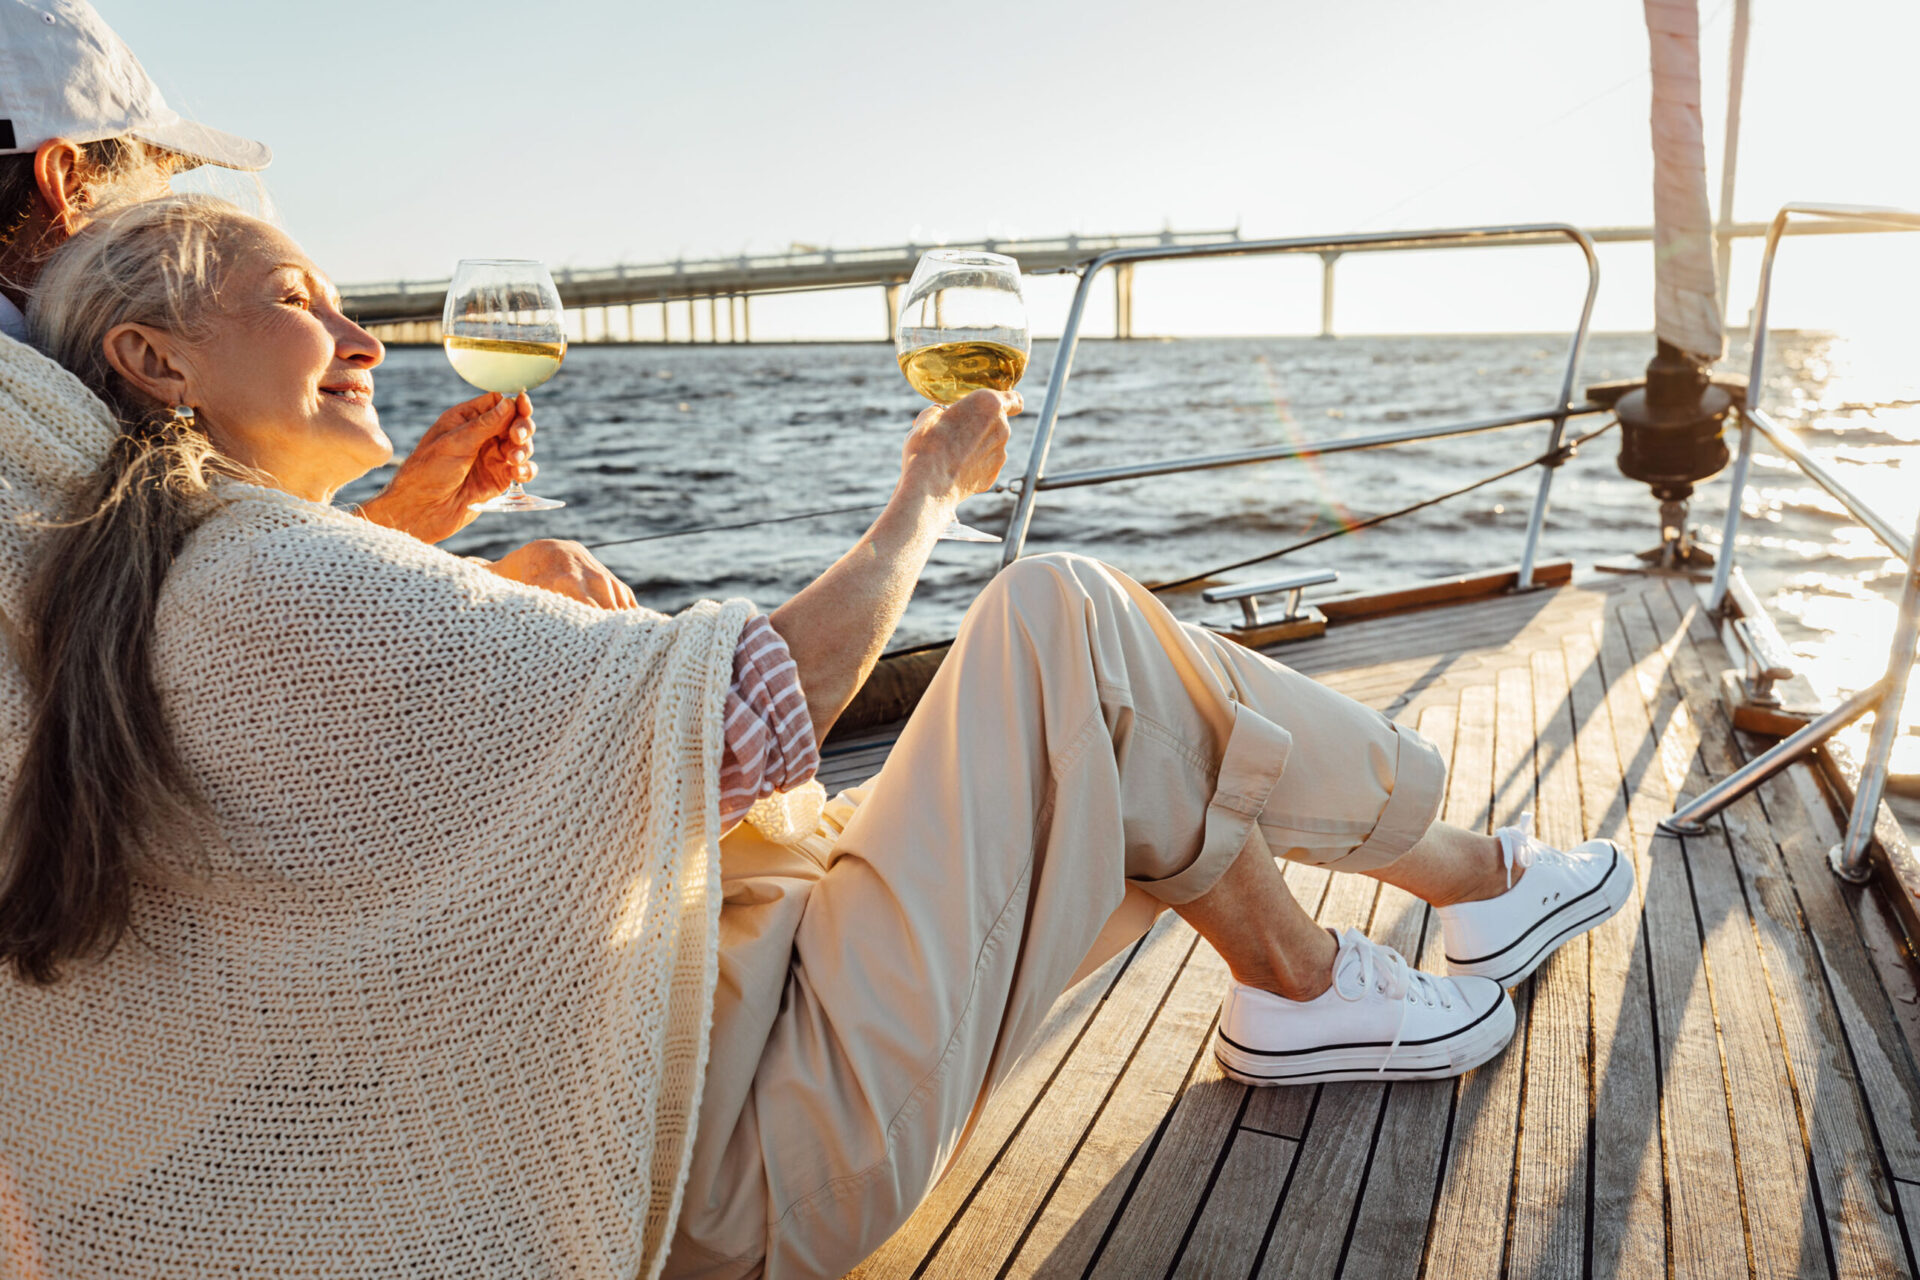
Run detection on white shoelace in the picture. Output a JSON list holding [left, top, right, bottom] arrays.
[[1495, 811, 1575, 890], [1340, 930, 1455, 1074]]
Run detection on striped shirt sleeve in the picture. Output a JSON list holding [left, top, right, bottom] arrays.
[[717, 614, 820, 828]]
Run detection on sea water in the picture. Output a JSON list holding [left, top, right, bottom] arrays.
[[347, 331, 1920, 771]]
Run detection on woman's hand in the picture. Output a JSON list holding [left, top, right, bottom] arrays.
[[766, 388, 1022, 743], [898, 388, 1019, 507], [484, 539, 637, 611], [356, 393, 536, 544]]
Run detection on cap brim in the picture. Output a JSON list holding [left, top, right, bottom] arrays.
[[129, 118, 271, 172]]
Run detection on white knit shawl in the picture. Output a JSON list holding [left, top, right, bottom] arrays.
[[0, 333, 750, 1279]]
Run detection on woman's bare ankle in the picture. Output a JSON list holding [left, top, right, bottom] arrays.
[[1424, 834, 1519, 908], [1232, 928, 1337, 1002]]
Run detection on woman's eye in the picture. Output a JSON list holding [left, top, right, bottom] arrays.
[[283, 293, 311, 309]]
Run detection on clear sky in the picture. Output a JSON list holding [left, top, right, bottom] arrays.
[[97, 0, 1920, 340]]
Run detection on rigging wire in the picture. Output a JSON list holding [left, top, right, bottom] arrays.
[[579, 482, 1020, 553], [581, 501, 891, 552], [579, 424, 1617, 587], [1144, 417, 1619, 597]]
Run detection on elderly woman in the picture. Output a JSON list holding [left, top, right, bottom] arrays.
[[0, 198, 1631, 1280]]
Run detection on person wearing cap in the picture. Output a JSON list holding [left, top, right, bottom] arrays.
[[0, 0, 269, 343], [0, 0, 637, 600]]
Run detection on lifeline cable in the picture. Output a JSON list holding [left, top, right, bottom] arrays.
[[575, 421, 1616, 590], [1143, 417, 1618, 596]]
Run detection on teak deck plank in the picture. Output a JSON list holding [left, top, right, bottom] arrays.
[[914, 917, 1198, 1279], [1773, 762, 1920, 1187], [1335, 704, 1461, 1280], [1652, 579, 1910, 1276], [1080, 942, 1243, 1280], [1607, 594, 1755, 1280], [1179, 1129, 1301, 1280], [843, 949, 1139, 1280], [843, 575, 1920, 1279], [1633, 587, 1828, 1278], [1247, 863, 1386, 1280], [1420, 669, 1532, 1280], [1562, 629, 1667, 1277], [997, 929, 1229, 1279], [1506, 646, 1591, 1280]]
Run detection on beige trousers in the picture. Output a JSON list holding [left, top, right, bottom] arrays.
[[665, 554, 1444, 1280]]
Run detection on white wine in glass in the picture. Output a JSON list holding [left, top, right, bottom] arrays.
[[895, 249, 1029, 543], [443, 259, 567, 512]]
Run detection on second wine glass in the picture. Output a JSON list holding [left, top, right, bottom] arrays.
[[443, 258, 567, 512], [895, 249, 1029, 543]]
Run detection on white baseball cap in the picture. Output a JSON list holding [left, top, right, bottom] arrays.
[[0, 0, 269, 170]]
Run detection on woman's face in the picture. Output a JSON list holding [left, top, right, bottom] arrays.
[[178, 222, 390, 502]]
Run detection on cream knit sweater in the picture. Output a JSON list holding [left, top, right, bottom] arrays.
[[0, 334, 751, 1278]]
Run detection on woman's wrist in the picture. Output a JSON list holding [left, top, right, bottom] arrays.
[[894, 461, 965, 515]]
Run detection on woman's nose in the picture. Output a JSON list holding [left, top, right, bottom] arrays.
[[333, 315, 385, 369]]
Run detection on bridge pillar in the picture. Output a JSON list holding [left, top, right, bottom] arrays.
[[626, 303, 636, 343], [709, 294, 719, 344], [742, 294, 752, 343], [1114, 263, 1135, 339], [659, 294, 669, 342], [884, 281, 902, 342], [1318, 251, 1341, 338], [686, 296, 696, 343]]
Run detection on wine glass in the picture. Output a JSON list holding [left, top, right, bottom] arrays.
[[895, 249, 1029, 543], [442, 258, 568, 512]]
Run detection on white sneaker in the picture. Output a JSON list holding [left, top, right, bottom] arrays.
[[1436, 813, 1635, 987], [1213, 928, 1515, 1085]]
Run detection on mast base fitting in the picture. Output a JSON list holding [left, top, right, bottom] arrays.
[[1607, 342, 1739, 573]]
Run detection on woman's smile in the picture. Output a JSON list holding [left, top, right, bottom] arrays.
[[318, 372, 374, 407]]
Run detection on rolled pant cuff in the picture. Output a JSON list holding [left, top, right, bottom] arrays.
[[1130, 704, 1293, 906], [1348, 724, 1446, 866]]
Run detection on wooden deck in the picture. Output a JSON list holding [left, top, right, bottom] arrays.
[[820, 571, 1920, 1279]]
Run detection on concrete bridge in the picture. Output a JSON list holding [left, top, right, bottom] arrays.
[[342, 219, 1877, 345], [342, 228, 1240, 344]]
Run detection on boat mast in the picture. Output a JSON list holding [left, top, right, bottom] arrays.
[[1646, 0, 1725, 364], [1715, 0, 1753, 320], [1609, 0, 1741, 570]]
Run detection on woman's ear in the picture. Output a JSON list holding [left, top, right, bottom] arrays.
[[101, 323, 191, 408], [31, 140, 89, 235]]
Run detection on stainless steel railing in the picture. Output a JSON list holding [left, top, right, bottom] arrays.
[[1000, 223, 1603, 592], [1663, 203, 1920, 881]]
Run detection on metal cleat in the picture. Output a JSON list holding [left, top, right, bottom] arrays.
[[1201, 569, 1338, 645]]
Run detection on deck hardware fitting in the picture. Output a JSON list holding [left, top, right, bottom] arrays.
[[1827, 843, 1875, 884], [1658, 203, 1920, 887], [1201, 569, 1338, 632], [1658, 806, 1711, 836]]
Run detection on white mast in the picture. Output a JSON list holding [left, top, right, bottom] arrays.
[[1715, 0, 1753, 320], [1644, 0, 1726, 362]]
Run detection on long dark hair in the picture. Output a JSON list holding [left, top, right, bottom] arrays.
[[0, 195, 252, 984]]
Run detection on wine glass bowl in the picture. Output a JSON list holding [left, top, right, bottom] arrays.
[[443, 258, 568, 512], [895, 249, 1029, 543]]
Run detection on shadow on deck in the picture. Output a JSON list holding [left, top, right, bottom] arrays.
[[825, 574, 1920, 1280]]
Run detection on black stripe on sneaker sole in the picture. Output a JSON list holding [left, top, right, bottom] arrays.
[[1476, 904, 1616, 986], [1215, 993, 1508, 1060], [1215, 1056, 1501, 1084], [1445, 846, 1623, 968]]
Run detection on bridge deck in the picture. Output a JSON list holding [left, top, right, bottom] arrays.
[[824, 572, 1920, 1279]]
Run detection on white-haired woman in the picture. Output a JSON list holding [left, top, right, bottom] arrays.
[[0, 197, 1630, 1280]]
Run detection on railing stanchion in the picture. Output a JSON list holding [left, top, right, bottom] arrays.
[[1516, 231, 1598, 591], [1656, 201, 1920, 854], [1706, 412, 1756, 615], [1831, 510, 1920, 882], [1516, 414, 1566, 591], [995, 223, 1601, 567]]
